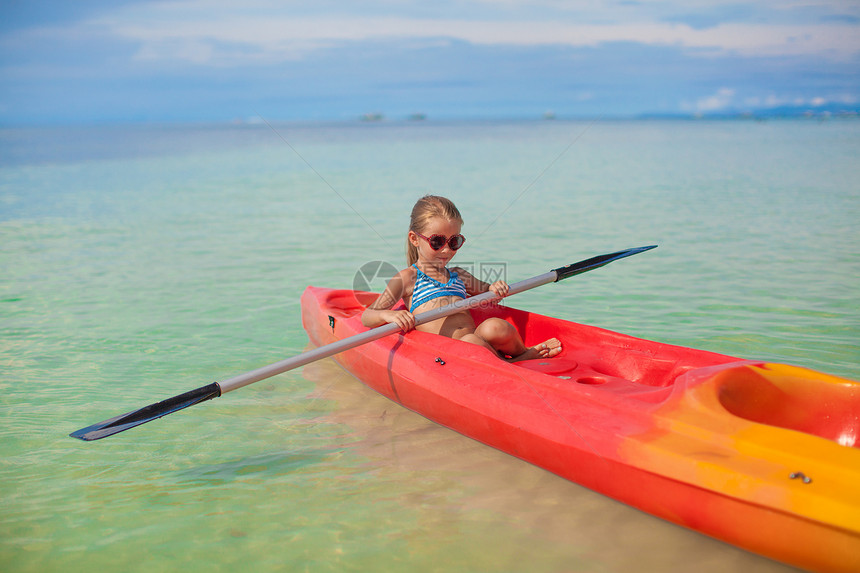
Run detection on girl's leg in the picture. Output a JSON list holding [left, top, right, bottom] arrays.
[[474, 318, 561, 362], [458, 332, 498, 354]]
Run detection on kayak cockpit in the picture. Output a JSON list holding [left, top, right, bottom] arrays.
[[469, 304, 736, 391], [322, 290, 376, 319]]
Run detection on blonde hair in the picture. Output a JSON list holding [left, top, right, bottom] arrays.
[[406, 195, 463, 265]]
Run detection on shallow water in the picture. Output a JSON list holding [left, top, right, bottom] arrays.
[[2, 119, 858, 572]]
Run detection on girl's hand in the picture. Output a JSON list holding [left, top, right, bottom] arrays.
[[489, 281, 510, 298], [383, 309, 416, 332]]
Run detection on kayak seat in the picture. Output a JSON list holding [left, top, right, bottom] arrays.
[[715, 363, 860, 448]]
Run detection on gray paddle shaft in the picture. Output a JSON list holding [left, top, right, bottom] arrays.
[[217, 271, 558, 394]]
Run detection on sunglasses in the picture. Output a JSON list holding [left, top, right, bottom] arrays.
[[415, 231, 466, 251]]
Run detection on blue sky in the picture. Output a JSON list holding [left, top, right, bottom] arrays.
[[1, 0, 859, 124]]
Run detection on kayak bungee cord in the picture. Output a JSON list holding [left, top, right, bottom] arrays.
[[70, 245, 656, 441]]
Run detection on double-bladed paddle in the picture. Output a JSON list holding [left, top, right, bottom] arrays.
[[70, 245, 656, 441]]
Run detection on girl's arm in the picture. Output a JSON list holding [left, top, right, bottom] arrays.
[[454, 267, 510, 298], [361, 269, 416, 331]]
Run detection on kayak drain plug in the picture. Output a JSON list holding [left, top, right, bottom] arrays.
[[789, 472, 812, 484], [435, 357, 446, 365]]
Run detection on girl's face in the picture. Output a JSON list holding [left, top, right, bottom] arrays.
[[409, 217, 463, 266]]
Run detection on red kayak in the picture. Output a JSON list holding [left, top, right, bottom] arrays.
[[302, 286, 860, 573]]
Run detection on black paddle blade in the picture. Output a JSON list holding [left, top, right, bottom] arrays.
[[70, 382, 222, 441], [552, 245, 657, 281]]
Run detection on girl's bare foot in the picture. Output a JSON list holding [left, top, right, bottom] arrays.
[[508, 338, 562, 362]]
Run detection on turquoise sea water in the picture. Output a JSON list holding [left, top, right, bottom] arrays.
[[2, 119, 858, 572]]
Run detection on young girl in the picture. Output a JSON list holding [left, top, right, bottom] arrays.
[[361, 195, 562, 362]]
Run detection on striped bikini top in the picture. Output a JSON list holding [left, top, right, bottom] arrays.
[[409, 264, 468, 312]]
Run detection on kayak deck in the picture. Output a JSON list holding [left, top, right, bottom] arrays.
[[302, 287, 860, 572]]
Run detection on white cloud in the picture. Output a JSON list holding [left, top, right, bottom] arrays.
[[82, 2, 860, 67], [742, 93, 859, 110], [688, 88, 737, 112], [4, 0, 857, 123]]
